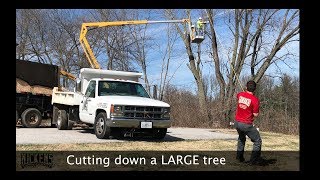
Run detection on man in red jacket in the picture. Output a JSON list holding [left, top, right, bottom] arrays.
[[234, 80, 262, 164]]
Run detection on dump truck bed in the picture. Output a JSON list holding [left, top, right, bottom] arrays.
[[16, 59, 59, 88], [16, 59, 59, 96], [51, 87, 82, 106]]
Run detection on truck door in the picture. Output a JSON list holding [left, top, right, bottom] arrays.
[[79, 80, 97, 124]]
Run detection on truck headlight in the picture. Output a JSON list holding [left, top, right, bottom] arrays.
[[163, 107, 170, 119], [111, 105, 123, 117]]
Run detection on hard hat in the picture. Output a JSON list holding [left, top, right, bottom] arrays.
[[191, 25, 195, 27], [199, 17, 202, 20]]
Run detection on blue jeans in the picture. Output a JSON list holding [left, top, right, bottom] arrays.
[[234, 121, 262, 161]]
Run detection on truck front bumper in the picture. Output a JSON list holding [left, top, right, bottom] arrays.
[[108, 118, 172, 128]]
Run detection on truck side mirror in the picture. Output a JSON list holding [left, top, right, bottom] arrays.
[[76, 79, 81, 92]]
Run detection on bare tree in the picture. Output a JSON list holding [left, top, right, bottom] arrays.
[[158, 23, 179, 100], [16, 9, 53, 64], [128, 25, 152, 94], [126, 10, 154, 95], [16, 9, 104, 88], [16, 9, 31, 61], [205, 9, 299, 124], [90, 9, 155, 94], [164, 9, 210, 119], [89, 9, 137, 71], [46, 10, 88, 87]]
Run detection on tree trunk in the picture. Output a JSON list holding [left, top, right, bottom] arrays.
[[142, 65, 151, 95], [196, 78, 207, 116]]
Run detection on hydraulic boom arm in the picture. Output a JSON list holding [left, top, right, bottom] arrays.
[[60, 69, 76, 81], [79, 19, 190, 69]]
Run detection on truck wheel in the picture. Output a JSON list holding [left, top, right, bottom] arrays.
[[94, 112, 111, 139], [21, 108, 42, 128], [153, 128, 167, 140], [51, 104, 59, 127], [57, 110, 68, 130], [67, 121, 74, 130]]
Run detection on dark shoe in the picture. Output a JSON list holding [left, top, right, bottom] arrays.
[[236, 156, 245, 163], [249, 151, 261, 163], [236, 151, 245, 163]]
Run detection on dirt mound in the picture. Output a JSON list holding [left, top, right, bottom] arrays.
[[16, 78, 52, 96], [31, 85, 52, 96], [16, 78, 31, 93]]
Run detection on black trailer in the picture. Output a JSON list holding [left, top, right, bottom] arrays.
[[16, 59, 59, 128]]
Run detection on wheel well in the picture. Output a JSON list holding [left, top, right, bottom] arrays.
[[18, 105, 39, 112], [96, 109, 106, 117], [53, 103, 68, 111], [17, 106, 44, 117]]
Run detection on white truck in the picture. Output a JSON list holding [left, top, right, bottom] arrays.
[[51, 68, 171, 139]]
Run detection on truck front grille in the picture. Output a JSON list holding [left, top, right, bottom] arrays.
[[121, 106, 167, 120]]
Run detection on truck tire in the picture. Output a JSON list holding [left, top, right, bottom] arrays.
[[153, 128, 167, 140], [67, 121, 74, 130], [94, 112, 111, 139], [21, 108, 42, 128], [57, 110, 68, 130], [51, 104, 59, 127]]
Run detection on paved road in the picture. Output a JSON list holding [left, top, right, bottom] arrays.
[[16, 127, 238, 144]]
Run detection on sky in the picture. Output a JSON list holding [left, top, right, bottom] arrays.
[[136, 9, 300, 93], [17, 9, 299, 93]]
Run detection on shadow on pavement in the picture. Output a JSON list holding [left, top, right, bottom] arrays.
[[77, 128, 185, 142], [249, 158, 277, 166]]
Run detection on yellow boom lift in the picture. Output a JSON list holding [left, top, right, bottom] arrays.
[[79, 19, 205, 69]]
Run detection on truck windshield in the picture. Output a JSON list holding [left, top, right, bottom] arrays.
[[98, 81, 150, 98]]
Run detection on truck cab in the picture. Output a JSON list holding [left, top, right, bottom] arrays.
[[52, 68, 171, 139]]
